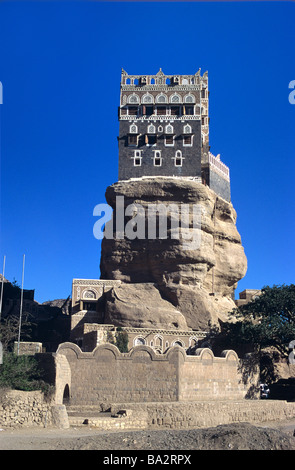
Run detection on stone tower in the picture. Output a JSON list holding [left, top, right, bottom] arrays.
[[118, 68, 231, 202]]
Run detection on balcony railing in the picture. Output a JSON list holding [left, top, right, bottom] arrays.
[[208, 152, 230, 181]]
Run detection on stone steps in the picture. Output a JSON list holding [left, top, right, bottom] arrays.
[[66, 406, 148, 430]]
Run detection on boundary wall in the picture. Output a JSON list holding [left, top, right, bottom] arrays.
[[54, 343, 248, 405]]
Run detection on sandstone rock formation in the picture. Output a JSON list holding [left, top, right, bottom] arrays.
[[100, 178, 247, 331], [104, 283, 189, 330]]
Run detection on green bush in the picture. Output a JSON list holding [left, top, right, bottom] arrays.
[[0, 353, 44, 391], [115, 328, 129, 353]]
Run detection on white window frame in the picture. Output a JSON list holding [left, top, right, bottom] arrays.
[[165, 134, 174, 147], [147, 123, 156, 134], [184, 93, 195, 103], [156, 93, 168, 103], [169, 93, 182, 104], [129, 124, 138, 134], [183, 124, 192, 134], [152, 150, 162, 167], [128, 93, 140, 104], [183, 134, 193, 147], [172, 150, 184, 167], [132, 150, 142, 166]]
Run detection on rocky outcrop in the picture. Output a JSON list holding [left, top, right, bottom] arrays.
[[100, 178, 247, 330], [104, 282, 189, 330]]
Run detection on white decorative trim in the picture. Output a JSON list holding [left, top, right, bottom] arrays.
[[169, 93, 182, 103], [129, 123, 138, 133], [142, 92, 154, 104], [152, 150, 162, 166], [155, 92, 168, 103], [165, 124, 174, 134], [82, 288, 98, 300], [184, 93, 195, 103], [132, 150, 142, 166], [120, 115, 201, 121], [172, 150, 184, 167], [147, 123, 156, 134], [183, 135, 193, 147], [183, 124, 192, 134], [133, 336, 146, 346], [128, 93, 140, 104]]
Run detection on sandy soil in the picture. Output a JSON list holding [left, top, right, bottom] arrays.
[[0, 419, 295, 451]]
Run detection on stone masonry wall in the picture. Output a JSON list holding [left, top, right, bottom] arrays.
[[54, 343, 248, 406], [179, 349, 244, 401], [110, 400, 295, 430], [0, 390, 52, 428]]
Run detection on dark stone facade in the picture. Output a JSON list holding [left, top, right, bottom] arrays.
[[118, 120, 202, 180], [117, 69, 231, 202], [202, 165, 231, 202]]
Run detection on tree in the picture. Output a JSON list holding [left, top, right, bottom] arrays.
[[114, 328, 129, 353], [232, 284, 295, 356], [0, 313, 33, 352], [0, 353, 42, 391]]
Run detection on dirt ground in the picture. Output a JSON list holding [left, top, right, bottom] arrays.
[[1, 419, 295, 451]]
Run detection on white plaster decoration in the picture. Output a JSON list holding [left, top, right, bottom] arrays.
[[128, 93, 140, 104], [82, 289, 97, 300], [184, 93, 195, 103], [134, 336, 146, 346], [156, 93, 168, 103], [147, 123, 156, 134], [165, 124, 174, 134], [170, 93, 182, 103], [142, 93, 154, 104], [183, 124, 192, 134], [129, 124, 138, 133]]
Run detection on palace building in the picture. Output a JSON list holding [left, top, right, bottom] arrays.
[[69, 69, 233, 354], [118, 68, 230, 202]]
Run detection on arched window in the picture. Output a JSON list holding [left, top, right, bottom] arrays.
[[154, 335, 163, 347], [183, 124, 192, 134], [128, 93, 140, 104], [147, 123, 156, 134], [152, 150, 162, 167], [173, 340, 184, 347], [129, 124, 138, 134], [173, 150, 183, 167], [142, 93, 153, 104], [156, 93, 168, 103], [134, 337, 145, 346], [83, 289, 96, 300], [170, 93, 181, 103], [184, 94, 195, 103], [165, 124, 174, 134]]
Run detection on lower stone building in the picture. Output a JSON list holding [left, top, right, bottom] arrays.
[[70, 278, 208, 353], [235, 289, 261, 308]]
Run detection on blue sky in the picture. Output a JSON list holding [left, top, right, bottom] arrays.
[[0, 1, 294, 303]]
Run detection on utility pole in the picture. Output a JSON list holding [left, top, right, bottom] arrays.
[[17, 254, 25, 356], [0, 255, 6, 321]]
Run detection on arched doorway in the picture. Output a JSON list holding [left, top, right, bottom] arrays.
[[62, 384, 70, 405]]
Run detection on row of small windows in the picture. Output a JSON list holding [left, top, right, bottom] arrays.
[[121, 104, 199, 117], [124, 92, 201, 105], [133, 335, 198, 350], [124, 76, 199, 86], [128, 133, 193, 147], [132, 150, 185, 167], [130, 123, 192, 134]]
